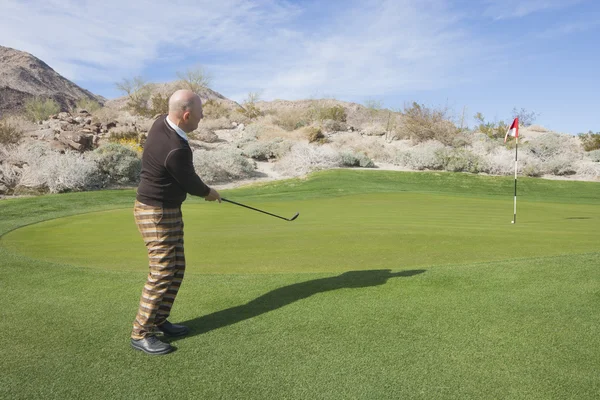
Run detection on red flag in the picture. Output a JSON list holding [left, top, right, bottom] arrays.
[[504, 117, 519, 143]]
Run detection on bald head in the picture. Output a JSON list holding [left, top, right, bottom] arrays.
[[168, 89, 203, 133]]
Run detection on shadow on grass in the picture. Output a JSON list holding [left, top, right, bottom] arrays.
[[174, 269, 425, 339]]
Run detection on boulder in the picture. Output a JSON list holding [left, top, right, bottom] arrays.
[[58, 132, 94, 151]]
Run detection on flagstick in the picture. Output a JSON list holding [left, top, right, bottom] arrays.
[[512, 137, 518, 224]]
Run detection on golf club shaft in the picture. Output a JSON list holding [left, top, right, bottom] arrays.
[[222, 198, 292, 221]]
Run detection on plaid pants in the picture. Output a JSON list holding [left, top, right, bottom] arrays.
[[132, 200, 186, 339]]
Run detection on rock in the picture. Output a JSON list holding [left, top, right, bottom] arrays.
[[32, 128, 55, 140], [57, 112, 70, 120], [74, 117, 84, 124], [85, 118, 92, 125], [238, 123, 245, 131], [50, 140, 71, 153], [194, 128, 219, 143], [361, 123, 386, 136], [58, 132, 94, 151]]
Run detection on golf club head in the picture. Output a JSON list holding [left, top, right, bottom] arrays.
[[289, 212, 300, 221]]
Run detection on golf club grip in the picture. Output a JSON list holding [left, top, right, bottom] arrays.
[[221, 198, 290, 221]]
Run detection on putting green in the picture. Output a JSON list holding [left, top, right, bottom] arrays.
[[3, 192, 599, 273]]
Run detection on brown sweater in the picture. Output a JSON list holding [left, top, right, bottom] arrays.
[[136, 115, 210, 207]]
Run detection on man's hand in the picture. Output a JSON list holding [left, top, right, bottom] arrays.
[[204, 187, 221, 203]]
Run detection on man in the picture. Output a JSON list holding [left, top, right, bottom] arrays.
[[131, 89, 221, 355]]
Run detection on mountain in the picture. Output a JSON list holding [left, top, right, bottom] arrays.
[[0, 45, 103, 117]]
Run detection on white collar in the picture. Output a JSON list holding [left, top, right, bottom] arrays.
[[166, 116, 188, 142]]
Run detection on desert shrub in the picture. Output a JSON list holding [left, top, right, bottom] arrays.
[[361, 122, 386, 136], [0, 161, 21, 194], [308, 103, 347, 123], [306, 127, 324, 143], [199, 117, 234, 131], [240, 139, 292, 161], [238, 92, 263, 120], [24, 97, 60, 122], [329, 133, 395, 163], [149, 93, 169, 116], [76, 98, 102, 113], [579, 132, 600, 151], [92, 143, 141, 184], [177, 66, 212, 92], [400, 103, 458, 145], [521, 158, 544, 177], [339, 152, 375, 168], [437, 148, 483, 173], [274, 143, 342, 177], [115, 76, 152, 116], [544, 154, 577, 176], [479, 149, 514, 176], [203, 100, 230, 120], [394, 141, 446, 170], [91, 107, 120, 126], [109, 131, 140, 141], [588, 149, 600, 162], [322, 119, 347, 132], [18, 149, 103, 193], [525, 132, 582, 176], [0, 118, 24, 145], [192, 149, 255, 183], [189, 128, 219, 143], [474, 112, 508, 140], [272, 109, 309, 131], [575, 160, 600, 179]]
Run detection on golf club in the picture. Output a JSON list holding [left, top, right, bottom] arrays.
[[222, 198, 299, 222]]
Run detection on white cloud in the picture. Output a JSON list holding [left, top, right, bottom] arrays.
[[0, 0, 485, 100], [483, 0, 585, 19]]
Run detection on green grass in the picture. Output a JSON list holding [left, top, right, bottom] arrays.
[[1, 170, 599, 399]]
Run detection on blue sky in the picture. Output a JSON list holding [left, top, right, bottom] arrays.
[[1, 0, 599, 133]]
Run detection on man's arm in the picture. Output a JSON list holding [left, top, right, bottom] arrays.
[[164, 148, 212, 197]]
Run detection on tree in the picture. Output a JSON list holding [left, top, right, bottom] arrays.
[[511, 107, 538, 127], [176, 66, 212, 93]]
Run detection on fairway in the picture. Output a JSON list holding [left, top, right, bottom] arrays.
[[1, 170, 599, 399]]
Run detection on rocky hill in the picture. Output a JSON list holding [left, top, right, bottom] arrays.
[[0, 45, 103, 118]]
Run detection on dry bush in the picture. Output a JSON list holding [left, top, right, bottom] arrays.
[[24, 97, 60, 122], [321, 119, 347, 132], [274, 143, 342, 177], [244, 121, 306, 141], [271, 108, 309, 131], [0, 118, 24, 145], [16, 145, 104, 193], [0, 162, 21, 194], [203, 100, 230, 120], [92, 107, 121, 126], [339, 151, 375, 168], [587, 149, 600, 162], [579, 132, 600, 151], [192, 149, 255, 183], [329, 132, 395, 162], [189, 128, 219, 143], [394, 141, 446, 170], [306, 127, 324, 143], [239, 138, 293, 161], [76, 98, 102, 113], [198, 117, 233, 131], [575, 160, 600, 179], [92, 143, 141, 184], [398, 103, 458, 145]]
